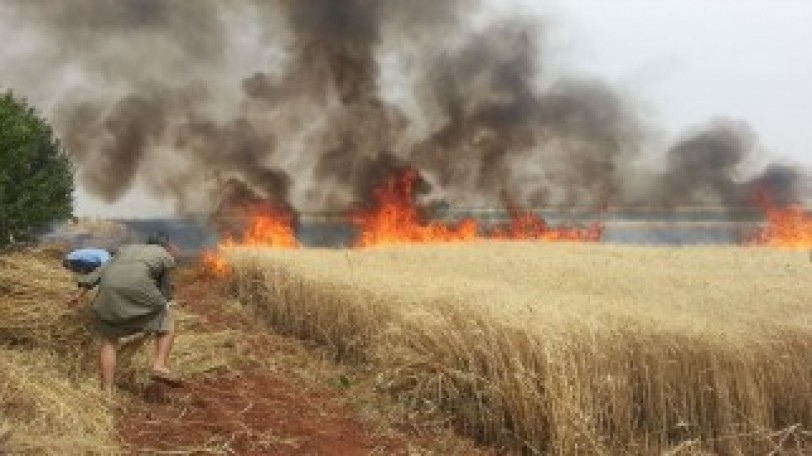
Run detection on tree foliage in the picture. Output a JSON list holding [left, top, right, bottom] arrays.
[[0, 91, 73, 246]]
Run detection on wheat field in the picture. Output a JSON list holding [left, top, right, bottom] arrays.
[[226, 242, 812, 454]]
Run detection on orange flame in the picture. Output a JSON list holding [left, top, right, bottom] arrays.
[[202, 205, 299, 275], [351, 169, 479, 247], [490, 201, 604, 242], [228, 205, 299, 248], [352, 169, 603, 247], [750, 200, 812, 249], [201, 250, 232, 276], [203, 170, 604, 270]]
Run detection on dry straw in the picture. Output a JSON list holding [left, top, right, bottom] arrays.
[[226, 242, 812, 454], [0, 250, 99, 366], [0, 249, 118, 453], [0, 349, 118, 455], [0, 249, 243, 373], [0, 248, 245, 454]]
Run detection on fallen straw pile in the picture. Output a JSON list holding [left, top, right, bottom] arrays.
[[0, 248, 117, 454], [0, 247, 249, 454], [226, 242, 812, 454], [0, 250, 100, 370], [0, 349, 117, 454]]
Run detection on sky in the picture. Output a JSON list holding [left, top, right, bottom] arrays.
[[534, 0, 812, 167]]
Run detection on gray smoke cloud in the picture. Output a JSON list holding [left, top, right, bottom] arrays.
[[657, 120, 802, 208], [0, 0, 803, 219]]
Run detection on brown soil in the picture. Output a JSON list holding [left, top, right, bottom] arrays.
[[116, 269, 410, 455], [119, 372, 404, 455]]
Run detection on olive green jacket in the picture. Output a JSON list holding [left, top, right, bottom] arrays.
[[79, 244, 175, 323]]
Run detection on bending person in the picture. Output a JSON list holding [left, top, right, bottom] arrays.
[[70, 232, 181, 393]]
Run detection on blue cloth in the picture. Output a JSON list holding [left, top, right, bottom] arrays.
[[64, 248, 111, 274]]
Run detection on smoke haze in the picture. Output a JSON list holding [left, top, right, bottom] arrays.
[[0, 0, 803, 217]]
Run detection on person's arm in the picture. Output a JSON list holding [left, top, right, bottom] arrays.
[[68, 267, 103, 308], [67, 287, 90, 307]]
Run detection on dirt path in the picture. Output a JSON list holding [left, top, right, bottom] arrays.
[[115, 272, 409, 455], [119, 372, 404, 454]]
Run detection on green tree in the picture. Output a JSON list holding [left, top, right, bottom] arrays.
[[0, 91, 73, 246]]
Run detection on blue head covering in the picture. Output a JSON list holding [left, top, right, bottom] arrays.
[[64, 248, 112, 274]]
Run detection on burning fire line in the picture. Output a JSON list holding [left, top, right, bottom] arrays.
[[489, 196, 604, 242], [350, 169, 479, 247], [202, 176, 812, 277], [351, 168, 604, 247], [749, 199, 812, 249], [203, 169, 605, 275], [202, 204, 299, 275]]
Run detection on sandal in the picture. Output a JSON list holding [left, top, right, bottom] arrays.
[[150, 369, 183, 387]]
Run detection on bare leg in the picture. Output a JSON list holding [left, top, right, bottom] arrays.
[[151, 330, 175, 372], [151, 306, 176, 373], [150, 308, 182, 387], [99, 339, 117, 394]]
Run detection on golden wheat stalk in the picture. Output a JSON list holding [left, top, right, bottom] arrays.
[[226, 242, 812, 454]]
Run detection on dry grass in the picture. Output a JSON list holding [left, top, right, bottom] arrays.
[[0, 249, 118, 454], [0, 248, 246, 454], [0, 349, 118, 455], [226, 242, 812, 454], [0, 250, 90, 348]]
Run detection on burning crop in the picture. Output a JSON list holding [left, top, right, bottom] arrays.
[[350, 168, 479, 247], [351, 168, 603, 247], [750, 200, 812, 249], [203, 203, 299, 275], [201, 166, 809, 278], [202, 168, 604, 273]]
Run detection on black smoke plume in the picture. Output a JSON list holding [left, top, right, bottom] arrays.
[[0, 0, 804, 218], [657, 120, 802, 208]]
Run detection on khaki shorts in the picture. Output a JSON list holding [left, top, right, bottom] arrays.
[[94, 304, 175, 341]]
